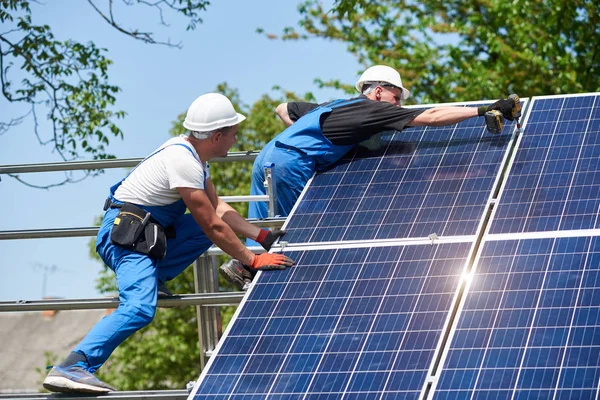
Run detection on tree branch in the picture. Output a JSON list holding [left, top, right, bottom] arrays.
[[7, 171, 92, 189], [86, 0, 182, 48], [0, 110, 30, 135]]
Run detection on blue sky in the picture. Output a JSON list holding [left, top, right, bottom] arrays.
[[0, 0, 362, 300]]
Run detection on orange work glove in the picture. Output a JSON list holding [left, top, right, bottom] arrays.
[[249, 253, 295, 271]]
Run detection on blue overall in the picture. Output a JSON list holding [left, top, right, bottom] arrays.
[[248, 98, 362, 229], [74, 143, 213, 372]]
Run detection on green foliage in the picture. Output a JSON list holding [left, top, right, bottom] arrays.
[[89, 83, 305, 390], [0, 0, 124, 161], [278, 0, 600, 103], [1, 0, 211, 188]]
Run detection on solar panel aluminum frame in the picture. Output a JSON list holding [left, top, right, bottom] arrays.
[[273, 100, 525, 249]]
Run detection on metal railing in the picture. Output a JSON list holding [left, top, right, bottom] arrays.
[[0, 151, 260, 175], [0, 150, 278, 398], [0, 390, 188, 400]]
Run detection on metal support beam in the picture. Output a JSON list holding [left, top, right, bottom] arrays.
[[193, 255, 222, 368], [0, 292, 244, 312], [263, 165, 278, 218], [0, 389, 188, 400], [0, 218, 285, 240], [0, 151, 259, 174]]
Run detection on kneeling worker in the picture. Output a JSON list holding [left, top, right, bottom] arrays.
[[42, 93, 293, 393]]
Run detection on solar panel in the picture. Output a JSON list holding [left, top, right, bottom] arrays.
[[190, 93, 600, 400], [191, 242, 473, 399], [283, 103, 518, 244], [491, 94, 600, 234], [432, 235, 600, 399]]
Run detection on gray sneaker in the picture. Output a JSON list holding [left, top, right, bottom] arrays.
[[219, 259, 256, 290], [43, 364, 116, 393]]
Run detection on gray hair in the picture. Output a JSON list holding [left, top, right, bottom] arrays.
[[190, 125, 236, 140], [190, 129, 219, 139], [361, 82, 380, 95]]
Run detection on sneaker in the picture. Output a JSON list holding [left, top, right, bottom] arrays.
[[157, 281, 173, 298], [219, 259, 256, 290], [43, 364, 116, 393]]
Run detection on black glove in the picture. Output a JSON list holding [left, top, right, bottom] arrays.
[[255, 229, 286, 251], [487, 98, 515, 121]]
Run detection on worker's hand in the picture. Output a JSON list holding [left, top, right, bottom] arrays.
[[256, 229, 286, 251], [250, 253, 295, 271], [488, 98, 515, 121]]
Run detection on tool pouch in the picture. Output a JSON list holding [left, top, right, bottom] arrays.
[[135, 223, 167, 260], [110, 203, 167, 260]]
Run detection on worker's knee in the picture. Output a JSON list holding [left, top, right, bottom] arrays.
[[127, 302, 156, 328], [138, 302, 156, 325]]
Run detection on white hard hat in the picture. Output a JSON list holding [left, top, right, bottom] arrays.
[[183, 93, 246, 132], [355, 65, 411, 100]]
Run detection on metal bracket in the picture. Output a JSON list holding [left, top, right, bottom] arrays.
[[263, 164, 278, 218], [186, 381, 196, 394], [427, 233, 439, 245], [278, 240, 289, 252]]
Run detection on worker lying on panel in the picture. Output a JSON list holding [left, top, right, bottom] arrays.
[[42, 93, 294, 394], [250, 64, 517, 223], [219, 65, 516, 290]]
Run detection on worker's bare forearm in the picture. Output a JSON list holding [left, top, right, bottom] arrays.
[[216, 199, 260, 240], [179, 187, 255, 265], [193, 213, 255, 265], [276, 103, 294, 127], [408, 107, 478, 127]]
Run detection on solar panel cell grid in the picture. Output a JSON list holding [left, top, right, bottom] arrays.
[[193, 243, 472, 399], [433, 236, 600, 399], [284, 108, 515, 244], [491, 95, 600, 234]]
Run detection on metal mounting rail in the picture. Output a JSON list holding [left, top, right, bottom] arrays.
[[0, 292, 245, 312], [0, 389, 188, 400], [0, 151, 260, 174], [0, 218, 285, 240]]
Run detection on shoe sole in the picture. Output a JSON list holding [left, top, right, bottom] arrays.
[[219, 265, 245, 290], [43, 376, 113, 393]]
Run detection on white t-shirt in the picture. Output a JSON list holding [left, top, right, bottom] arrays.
[[114, 136, 210, 206]]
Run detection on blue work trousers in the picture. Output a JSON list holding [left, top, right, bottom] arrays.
[[247, 145, 314, 246], [74, 208, 212, 372]]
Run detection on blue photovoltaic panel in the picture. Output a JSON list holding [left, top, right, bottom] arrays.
[[491, 94, 600, 234], [192, 242, 472, 400], [284, 107, 516, 244], [434, 236, 600, 400]]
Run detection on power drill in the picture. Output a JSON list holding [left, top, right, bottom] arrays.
[[484, 94, 522, 134]]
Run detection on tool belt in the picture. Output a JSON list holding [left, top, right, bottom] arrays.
[[104, 198, 167, 260]]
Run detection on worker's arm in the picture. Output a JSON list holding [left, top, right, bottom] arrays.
[[406, 107, 478, 127], [276, 101, 320, 126], [204, 178, 261, 240], [276, 103, 294, 127], [178, 186, 255, 266], [204, 178, 287, 250]]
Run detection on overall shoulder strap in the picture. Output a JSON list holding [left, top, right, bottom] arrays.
[[110, 142, 200, 196]]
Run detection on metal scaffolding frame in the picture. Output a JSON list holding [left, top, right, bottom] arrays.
[[0, 151, 279, 398]]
